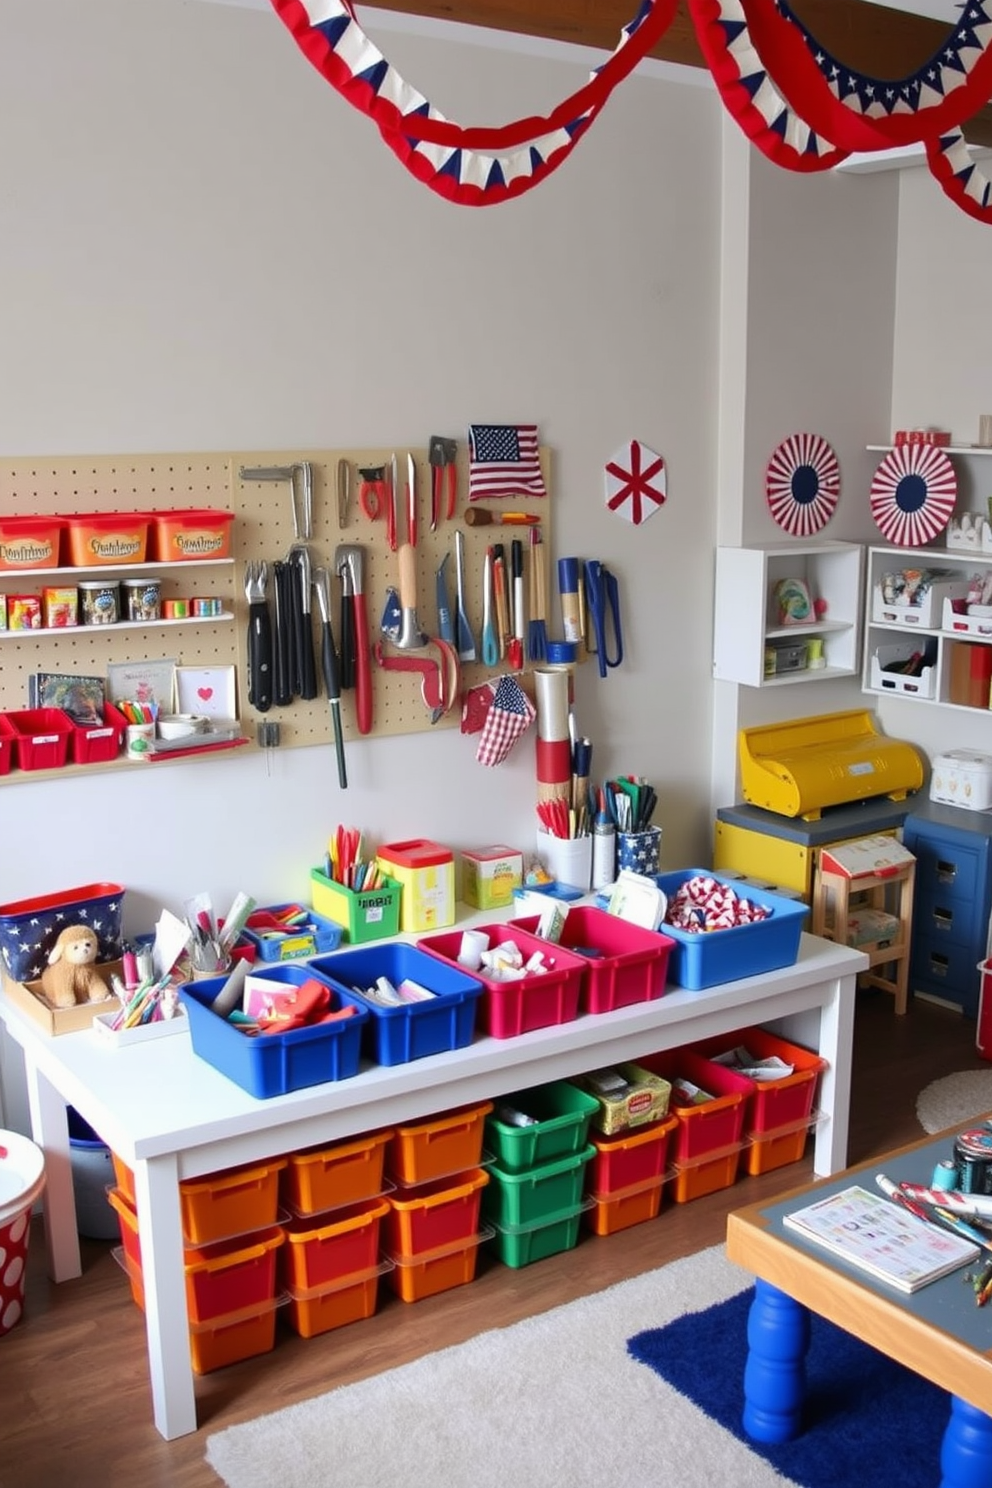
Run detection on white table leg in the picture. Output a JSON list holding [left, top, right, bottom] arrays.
[[811, 969, 856, 1176], [24, 1063, 80, 1282], [133, 1153, 198, 1440]]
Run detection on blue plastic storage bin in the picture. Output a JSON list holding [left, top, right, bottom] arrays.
[[310, 944, 483, 1066], [180, 963, 369, 1099], [243, 903, 343, 963], [655, 870, 808, 990]]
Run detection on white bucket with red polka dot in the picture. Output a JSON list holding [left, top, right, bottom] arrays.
[[0, 1130, 46, 1335]]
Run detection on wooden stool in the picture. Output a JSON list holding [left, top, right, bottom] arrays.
[[812, 853, 916, 1015]]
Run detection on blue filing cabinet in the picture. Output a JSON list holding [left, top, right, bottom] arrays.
[[902, 800, 992, 1018]]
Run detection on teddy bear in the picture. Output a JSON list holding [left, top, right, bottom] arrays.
[[40, 924, 112, 1010]]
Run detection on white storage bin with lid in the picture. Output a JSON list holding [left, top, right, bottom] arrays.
[[930, 750, 992, 812]]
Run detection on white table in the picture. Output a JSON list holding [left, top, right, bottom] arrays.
[[0, 931, 865, 1440]]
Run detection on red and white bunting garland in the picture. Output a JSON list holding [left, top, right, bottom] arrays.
[[604, 440, 667, 525], [870, 444, 957, 547], [268, 0, 677, 205], [765, 433, 840, 536], [926, 128, 992, 224]]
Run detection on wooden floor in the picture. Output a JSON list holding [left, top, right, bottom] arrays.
[[1, 990, 986, 1488]]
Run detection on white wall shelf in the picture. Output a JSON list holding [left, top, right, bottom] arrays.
[[863, 543, 992, 713], [713, 541, 864, 688]]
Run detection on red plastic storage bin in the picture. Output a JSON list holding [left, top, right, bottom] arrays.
[[67, 702, 128, 764], [183, 1226, 284, 1324], [586, 1115, 678, 1196], [282, 1130, 392, 1216], [4, 708, 73, 770], [417, 924, 588, 1037], [688, 1026, 826, 1177], [0, 513, 66, 569], [0, 714, 16, 775], [637, 1049, 753, 1165], [508, 905, 673, 1013], [281, 1199, 389, 1292], [385, 1169, 489, 1257]]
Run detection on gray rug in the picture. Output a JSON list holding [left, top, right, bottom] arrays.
[[205, 1245, 796, 1488], [916, 1070, 992, 1134]]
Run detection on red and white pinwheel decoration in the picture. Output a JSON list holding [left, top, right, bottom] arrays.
[[765, 432, 840, 536], [604, 440, 667, 526], [870, 444, 957, 547]]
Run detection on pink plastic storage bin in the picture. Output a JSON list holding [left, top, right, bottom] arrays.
[[508, 905, 673, 1013], [636, 1049, 753, 1165], [417, 924, 587, 1037]]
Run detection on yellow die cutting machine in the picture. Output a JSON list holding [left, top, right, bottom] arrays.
[[738, 709, 925, 821]]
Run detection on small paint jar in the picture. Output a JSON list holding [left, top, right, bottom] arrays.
[[122, 576, 162, 622], [79, 579, 120, 625]]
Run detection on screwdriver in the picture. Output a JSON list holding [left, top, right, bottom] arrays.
[[313, 568, 347, 789]]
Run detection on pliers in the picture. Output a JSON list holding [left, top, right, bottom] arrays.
[[583, 560, 624, 678], [429, 436, 458, 530], [358, 466, 387, 522]]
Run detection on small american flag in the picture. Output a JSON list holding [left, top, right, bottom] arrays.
[[468, 424, 547, 501], [476, 675, 536, 767]]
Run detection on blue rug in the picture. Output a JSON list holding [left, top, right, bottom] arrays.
[[628, 1289, 948, 1488]]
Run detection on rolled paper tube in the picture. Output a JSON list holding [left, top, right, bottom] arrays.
[[536, 779, 571, 804], [533, 667, 570, 742], [535, 737, 572, 783]]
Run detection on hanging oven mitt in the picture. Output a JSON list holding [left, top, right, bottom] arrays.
[[475, 674, 536, 767]]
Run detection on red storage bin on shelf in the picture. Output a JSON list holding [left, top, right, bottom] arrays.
[[281, 1199, 389, 1292], [507, 905, 673, 1014], [387, 1103, 492, 1187], [183, 1226, 284, 1324], [688, 1026, 826, 1177], [282, 1130, 392, 1216], [67, 702, 128, 765], [637, 1049, 753, 1203], [417, 925, 588, 1038], [3, 708, 73, 770], [586, 1115, 678, 1196], [0, 714, 16, 775], [385, 1169, 489, 1257]]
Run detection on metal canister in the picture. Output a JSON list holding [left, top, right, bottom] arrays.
[[954, 1128, 992, 1195], [78, 579, 119, 625], [931, 1157, 959, 1191]]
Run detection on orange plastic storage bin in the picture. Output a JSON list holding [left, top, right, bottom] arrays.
[[0, 514, 65, 570], [669, 1149, 741, 1204], [637, 1050, 752, 1165], [586, 1115, 677, 1196], [65, 512, 149, 566], [285, 1266, 385, 1338], [150, 508, 234, 562], [107, 1185, 144, 1308], [385, 1169, 489, 1257], [386, 1233, 485, 1303], [180, 1158, 287, 1246], [183, 1226, 284, 1324], [111, 1152, 135, 1207], [282, 1131, 392, 1216], [281, 1199, 389, 1292], [387, 1102, 493, 1186], [188, 1300, 280, 1374], [585, 1174, 666, 1235]]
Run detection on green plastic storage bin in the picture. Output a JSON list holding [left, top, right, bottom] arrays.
[[488, 1205, 585, 1268], [482, 1145, 595, 1230], [484, 1083, 599, 1173]]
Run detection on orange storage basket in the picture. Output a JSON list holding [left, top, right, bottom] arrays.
[[0, 515, 65, 570], [188, 1301, 280, 1374], [65, 512, 149, 566], [585, 1174, 665, 1235], [387, 1102, 492, 1186], [282, 1130, 391, 1216], [284, 1267, 385, 1338], [180, 1158, 286, 1246], [386, 1234, 484, 1303], [150, 509, 234, 562]]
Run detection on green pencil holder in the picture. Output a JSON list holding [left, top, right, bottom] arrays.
[[310, 867, 402, 944]]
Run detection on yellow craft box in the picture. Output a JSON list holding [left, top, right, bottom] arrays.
[[376, 839, 455, 933], [461, 845, 523, 910]]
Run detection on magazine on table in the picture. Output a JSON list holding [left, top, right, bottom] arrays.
[[783, 1184, 979, 1293]]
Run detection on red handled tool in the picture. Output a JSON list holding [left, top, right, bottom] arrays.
[[335, 543, 373, 735], [357, 466, 387, 522]]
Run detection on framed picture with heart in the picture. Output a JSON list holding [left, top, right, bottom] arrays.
[[176, 665, 237, 722]]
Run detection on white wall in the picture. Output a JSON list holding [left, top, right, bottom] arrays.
[[0, 2, 725, 1125]]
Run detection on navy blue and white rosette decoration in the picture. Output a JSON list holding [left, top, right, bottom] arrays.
[[869, 445, 957, 547], [765, 433, 840, 537]]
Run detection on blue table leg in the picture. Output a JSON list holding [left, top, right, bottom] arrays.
[[941, 1395, 992, 1488], [742, 1280, 811, 1444]]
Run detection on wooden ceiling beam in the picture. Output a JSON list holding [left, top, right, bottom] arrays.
[[358, 0, 992, 146]]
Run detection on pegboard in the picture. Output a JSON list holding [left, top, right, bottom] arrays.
[[0, 446, 555, 772]]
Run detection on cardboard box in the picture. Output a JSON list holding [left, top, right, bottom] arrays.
[[2, 961, 123, 1036], [819, 834, 915, 879], [575, 1062, 672, 1136], [461, 846, 523, 909]]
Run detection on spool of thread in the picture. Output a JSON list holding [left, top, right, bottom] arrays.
[[931, 1158, 959, 1191]]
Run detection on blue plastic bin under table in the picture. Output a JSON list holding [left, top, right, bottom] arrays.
[[310, 943, 483, 1066], [654, 870, 808, 990], [180, 963, 369, 1099]]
